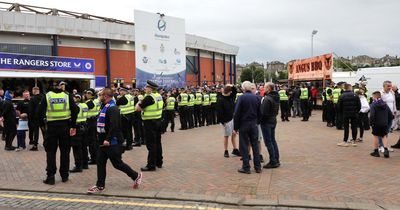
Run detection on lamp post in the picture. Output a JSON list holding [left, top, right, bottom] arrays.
[[311, 30, 318, 57]]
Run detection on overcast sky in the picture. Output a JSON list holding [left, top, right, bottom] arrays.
[[11, 0, 400, 64]]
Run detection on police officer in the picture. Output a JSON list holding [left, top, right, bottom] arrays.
[[279, 85, 290, 122], [202, 89, 211, 126], [194, 89, 203, 127], [116, 87, 135, 150], [333, 83, 344, 129], [164, 91, 176, 132], [85, 89, 100, 165], [39, 81, 78, 185], [136, 81, 164, 171], [209, 89, 218, 125], [186, 89, 195, 129], [132, 89, 144, 147], [70, 94, 89, 173], [177, 88, 188, 130], [324, 84, 335, 127], [300, 83, 310, 121]]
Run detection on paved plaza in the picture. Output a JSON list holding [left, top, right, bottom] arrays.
[[0, 111, 399, 209]]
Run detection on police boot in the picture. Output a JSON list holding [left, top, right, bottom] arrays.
[[70, 167, 83, 173], [43, 176, 55, 185]]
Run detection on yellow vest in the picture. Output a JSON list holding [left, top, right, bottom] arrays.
[[119, 94, 135, 115], [210, 93, 217, 103], [77, 103, 88, 123], [202, 94, 210, 106], [300, 88, 308, 100], [279, 90, 288, 101], [142, 93, 164, 120], [195, 93, 202, 105], [333, 88, 342, 104], [166, 97, 175, 110], [46, 91, 71, 122], [87, 98, 100, 118], [235, 93, 243, 102], [178, 93, 188, 106], [324, 88, 332, 101], [187, 94, 195, 107]]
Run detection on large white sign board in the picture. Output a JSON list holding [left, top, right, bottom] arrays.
[[134, 10, 186, 88]]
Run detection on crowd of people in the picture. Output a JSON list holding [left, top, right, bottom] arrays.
[[0, 77, 397, 194]]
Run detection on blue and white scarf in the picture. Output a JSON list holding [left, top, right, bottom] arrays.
[[97, 100, 118, 145]]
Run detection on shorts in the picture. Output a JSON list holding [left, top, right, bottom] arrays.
[[372, 126, 388, 137], [222, 120, 234, 137]]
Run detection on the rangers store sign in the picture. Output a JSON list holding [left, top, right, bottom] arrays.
[[288, 53, 333, 81]]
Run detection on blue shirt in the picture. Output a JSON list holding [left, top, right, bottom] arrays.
[[17, 119, 29, 131]]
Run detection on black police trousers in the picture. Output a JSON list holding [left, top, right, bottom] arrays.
[[143, 119, 163, 168], [178, 106, 188, 129], [163, 110, 175, 132], [70, 124, 89, 169], [44, 120, 70, 179]]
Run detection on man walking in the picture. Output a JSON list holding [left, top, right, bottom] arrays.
[[2, 90, 17, 150], [85, 89, 100, 164], [87, 87, 142, 194], [29, 87, 45, 151], [337, 84, 361, 147], [234, 81, 261, 174]]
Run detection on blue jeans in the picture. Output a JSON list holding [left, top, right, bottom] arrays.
[[17, 130, 26, 148], [239, 122, 261, 171], [260, 123, 280, 165]]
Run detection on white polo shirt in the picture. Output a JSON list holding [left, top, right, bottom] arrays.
[[381, 90, 397, 114]]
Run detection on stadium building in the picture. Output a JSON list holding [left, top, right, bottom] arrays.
[[0, 2, 239, 92]]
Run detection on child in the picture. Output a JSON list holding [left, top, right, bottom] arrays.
[[16, 113, 29, 151], [369, 91, 393, 158]]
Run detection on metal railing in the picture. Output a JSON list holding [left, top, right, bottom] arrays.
[[0, 1, 134, 25]]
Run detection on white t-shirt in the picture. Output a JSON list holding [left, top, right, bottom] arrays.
[[359, 96, 370, 113], [381, 90, 396, 114]]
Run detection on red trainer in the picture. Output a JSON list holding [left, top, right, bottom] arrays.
[[87, 186, 105, 194]]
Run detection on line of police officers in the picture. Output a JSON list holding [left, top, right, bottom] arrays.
[[39, 80, 166, 185], [322, 82, 369, 129]]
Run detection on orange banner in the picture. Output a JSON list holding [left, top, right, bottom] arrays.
[[288, 53, 333, 81]]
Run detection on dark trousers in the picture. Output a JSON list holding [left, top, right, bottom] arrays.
[[343, 115, 358, 142], [163, 110, 175, 132], [239, 122, 261, 171], [260, 123, 279, 165], [4, 122, 16, 148], [312, 97, 317, 109], [194, 105, 202, 127], [178, 106, 188, 129], [29, 121, 44, 146], [121, 113, 134, 147], [87, 118, 98, 162], [358, 112, 369, 138], [133, 112, 144, 144], [143, 120, 163, 168], [17, 130, 26, 148], [325, 101, 334, 125], [187, 106, 194, 128], [280, 101, 290, 121], [335, 104, 343, 129], [71, 125, 89, 168], [44, 121, 70, 179], [210, 103, 217, 125], [202, 105, 211, 126], [300, 99, 310, 120], [96, 134, 138, 188]]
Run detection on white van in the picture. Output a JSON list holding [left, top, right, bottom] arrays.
[[356, 66, 400, 93]]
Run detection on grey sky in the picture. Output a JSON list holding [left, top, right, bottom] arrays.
[[13, 0, 400, 64]]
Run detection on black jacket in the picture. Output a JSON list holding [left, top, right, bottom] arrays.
[[370, 100, 393, 127], [216, 87, 237, 124], [260, 91, 280, 124], [395, 91, 400, 110], [1, 99, 16, 125], [104, 105, 124, 144], [29, 93, 44, 122], [338, 90, 361, 117]]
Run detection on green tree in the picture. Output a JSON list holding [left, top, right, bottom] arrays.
[[240, 66, 265, 83]]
